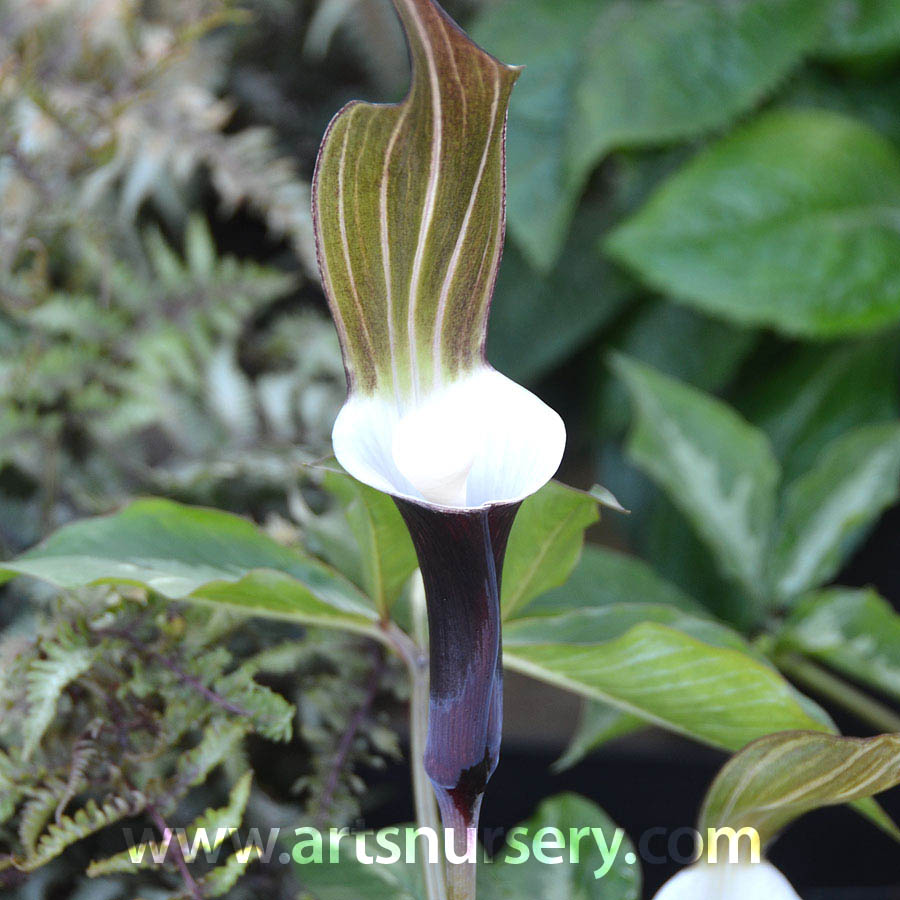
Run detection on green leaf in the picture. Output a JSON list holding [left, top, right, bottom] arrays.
[[699, 730, 900, 844], [553, 702, 644, 772], [480, 793, 640, 899], [322, 468, 418, 617], [475, 0, 826, 270], [176, 720, 249, 792], [87, 772, 254, 877], [184, 771, 253, 858], [570, 0, 827, 218], [785, 69, 900, 147], [294, 826, 427, 900], [296, 795, 641, 900], [781, 588, 900, 701], [505, 604, 765, 657], [595, 301, 757, 436], [503, 618, 834, 752], [501, 482, 599, 620], [471, 0, 601, 271], [739, 337, 900, 480], [820, 0, 900, 62], [487, 199, 634, 382], [15, 792, 146, 872], [1, 499, 380, 637], [196, 847, 262, 898], [613, 356, 780, 601], [607, 109, 900, 337], [771, 423, 900, 602], [312, 0, 519, 396], [521, 545, 705, 619], [23, 635, 95, 761]]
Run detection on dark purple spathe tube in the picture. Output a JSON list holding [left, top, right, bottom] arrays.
[[394, 498, 520, 830]]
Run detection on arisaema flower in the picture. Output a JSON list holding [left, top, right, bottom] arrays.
[[653, 859, 801, 899], [312, 0, 564, 882]]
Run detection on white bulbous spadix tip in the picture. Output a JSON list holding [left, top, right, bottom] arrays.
[[653, 860, 801, 900], [332, 368, 566, 509], [391, 392, 479, 508]]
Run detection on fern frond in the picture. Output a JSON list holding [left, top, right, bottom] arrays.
[[213, 670, 294, 743], [0, 751, 20, 825], [16, 791, 146, 872], [193, 845, 262, 899], [183, 770, 253, 861], [88, 773, 253, 882], [237, 640, 310, 678], [23, 634, 95, 760], [55, 722, 103, 822], [174, 720, 249, 793], [18, 786, 60, 855], [86, 843, 162, 878]]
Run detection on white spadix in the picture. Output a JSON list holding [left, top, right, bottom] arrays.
[[331, 368, 565, 510]]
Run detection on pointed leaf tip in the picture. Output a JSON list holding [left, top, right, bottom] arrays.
[[313, 0, 520, 399], [699, 731, 900, 845]]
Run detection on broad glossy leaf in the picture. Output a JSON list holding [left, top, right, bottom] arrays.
[[644, 496, 758, 630], [781, 588, 900, 701], [569, 0, 827, 209], [1, 500, 379, 637], [501, 482, 599, 620], [820, 0, 900, 61], [607, 110, 900, 337], [739, 337, 900, 480], [522, 545, 704, 618], [471, 0, 599, 271], [313, 0, 519, 397], [505, 604, 755, 651], [475, 0, 825, 270], [322, 467, 418, 616], [595, 301, 757, 436], [481, 793, 640, 899], [487, 199, 634, 382], [771, 423, 900, 602], [504, 618, 833, 752], [699, 731, 900, 844], [613, 356, 779, 601]]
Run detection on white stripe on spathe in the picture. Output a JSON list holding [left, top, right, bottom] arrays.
[[432, 72, 501, 382], [404, 0, 444, 395]]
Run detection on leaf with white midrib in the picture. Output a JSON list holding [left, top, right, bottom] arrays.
[[612, 355, 780, 602], [503, 620, 834, 752], [1, 499, 381, 638], [771, 423, 900, 602], [699, 731, 900, 844]]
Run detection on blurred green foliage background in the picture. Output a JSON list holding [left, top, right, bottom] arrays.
[[2, 0, 900, 897]]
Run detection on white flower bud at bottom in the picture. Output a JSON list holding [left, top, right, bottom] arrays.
[[653, 859, 801, 900]]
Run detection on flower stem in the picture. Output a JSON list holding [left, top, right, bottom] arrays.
[[385, 590, 447, 900], [777, 652, 900, 733]]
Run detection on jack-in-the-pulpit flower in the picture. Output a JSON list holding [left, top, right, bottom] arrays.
[[653, 859, 801, 900], [312, 0, 565, 884]]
